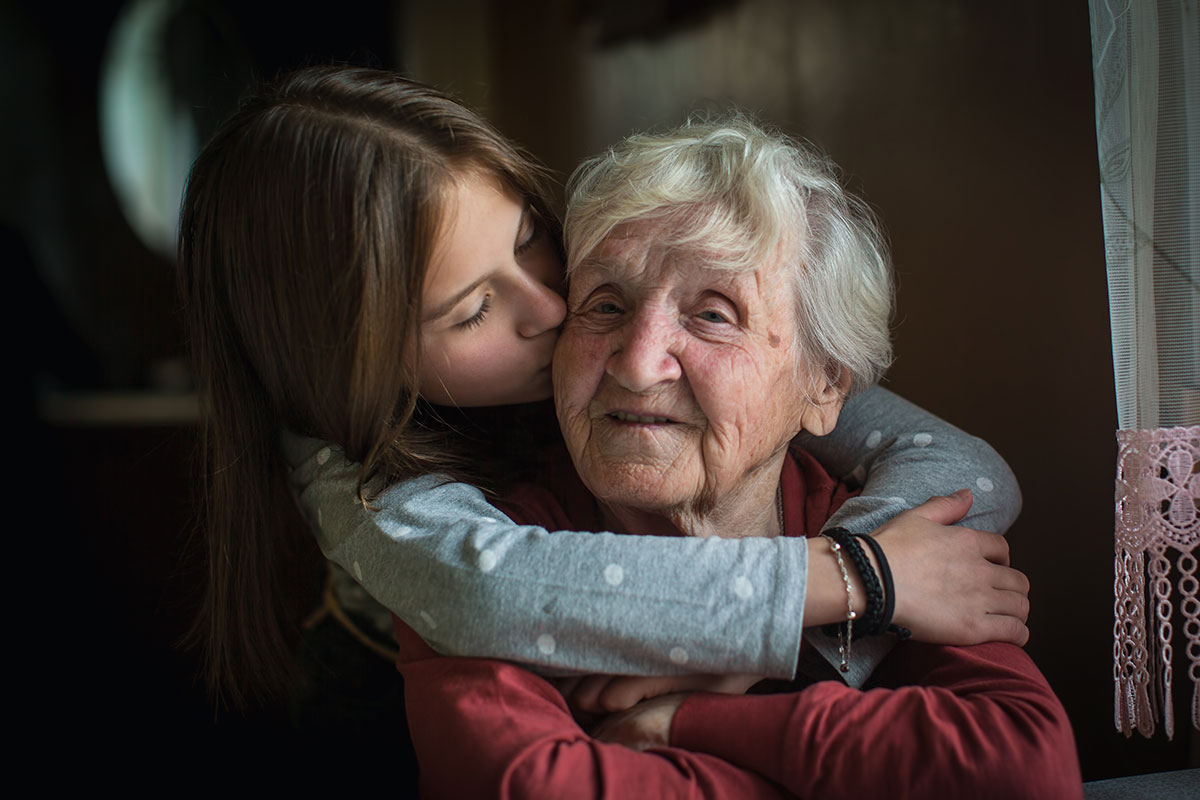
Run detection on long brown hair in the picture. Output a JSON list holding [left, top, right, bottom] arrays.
[[178, 66, 559, 709]]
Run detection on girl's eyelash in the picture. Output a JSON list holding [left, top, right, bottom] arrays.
[[458, 294, 492, 329]]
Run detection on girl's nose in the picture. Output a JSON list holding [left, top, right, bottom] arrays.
[[517, 275, 567, 338]]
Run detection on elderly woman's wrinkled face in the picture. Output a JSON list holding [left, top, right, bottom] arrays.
[[554, 220, 841, 525]]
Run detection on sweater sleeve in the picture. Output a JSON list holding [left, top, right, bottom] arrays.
[[671, 641, 1083, 800], [286, 433, 807, 679], [799, 385, 1022, 535], [393, 618, 790, 800]]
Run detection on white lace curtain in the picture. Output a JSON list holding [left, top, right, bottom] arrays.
[[1089, 0, 1200, 739]]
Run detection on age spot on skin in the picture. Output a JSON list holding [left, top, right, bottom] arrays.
[[767, 331, 781, 347]]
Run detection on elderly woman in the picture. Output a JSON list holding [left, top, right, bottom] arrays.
[[393, 116, 1081, 798]]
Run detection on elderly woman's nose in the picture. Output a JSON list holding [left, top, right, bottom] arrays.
[[516, 274, 567, 338], [605, 309, 682, 391]]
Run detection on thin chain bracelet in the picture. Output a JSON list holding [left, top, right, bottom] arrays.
[[819, 533, 856, 672]]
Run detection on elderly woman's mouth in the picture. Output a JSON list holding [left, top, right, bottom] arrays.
[[609, 411, 675, 424]]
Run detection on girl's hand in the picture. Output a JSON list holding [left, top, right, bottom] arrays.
[[589, 693, 689, 751], [557, 672, 762, 714], [873, 489, 1031, 646]]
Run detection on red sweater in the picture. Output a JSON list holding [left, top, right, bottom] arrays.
[[393, 448, 1082, 799]]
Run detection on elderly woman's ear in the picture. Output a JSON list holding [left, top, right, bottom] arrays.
[[797, 369, 851, 437]]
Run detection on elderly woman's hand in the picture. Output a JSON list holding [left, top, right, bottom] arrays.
[[870, 489, 1032, 646], [588, 692, 690, 751], [557, 673, 763, 715]]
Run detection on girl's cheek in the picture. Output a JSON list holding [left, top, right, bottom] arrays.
[[421, 334, 454, 371]]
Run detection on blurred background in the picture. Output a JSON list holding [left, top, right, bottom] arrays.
[[7, 0, 1196, 783]]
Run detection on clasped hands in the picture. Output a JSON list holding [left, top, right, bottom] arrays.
[[555, 673, 761, 751]]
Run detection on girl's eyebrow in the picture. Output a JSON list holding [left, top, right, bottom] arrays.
[[423, 273, 494, 322]]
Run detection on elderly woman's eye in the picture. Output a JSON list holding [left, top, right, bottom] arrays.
[[697, 309, 730, 324], [593, 301, 623, 315]]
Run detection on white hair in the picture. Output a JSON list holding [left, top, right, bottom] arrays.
[[564, 114, 893, 395]]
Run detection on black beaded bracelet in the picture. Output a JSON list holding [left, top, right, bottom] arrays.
[[823, 527, 884, 638], [853, 532, 912, 640]]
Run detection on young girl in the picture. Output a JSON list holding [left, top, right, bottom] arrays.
[[178, 65, 1025, 711]]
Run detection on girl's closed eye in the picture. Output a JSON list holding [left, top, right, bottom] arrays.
[[458, 293, 492, 329], [515, 206, 543, 256]]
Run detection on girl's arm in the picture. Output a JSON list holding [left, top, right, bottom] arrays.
[[288, 432, 808, 678], [283, 386, 1021, 680], [799, 385, 1021, 535]]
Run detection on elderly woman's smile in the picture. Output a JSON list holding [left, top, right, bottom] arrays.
[[553, 220, 842, 538]]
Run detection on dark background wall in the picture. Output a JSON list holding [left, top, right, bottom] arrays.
[[8, 0, 1195, 783]]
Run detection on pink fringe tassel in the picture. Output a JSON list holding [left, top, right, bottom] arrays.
[[1113, 425, 1200, 739]]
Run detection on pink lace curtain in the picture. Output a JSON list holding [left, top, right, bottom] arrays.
[[1089, 0, 1200, 739]]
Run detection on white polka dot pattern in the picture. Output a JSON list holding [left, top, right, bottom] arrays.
[[604, 564, 625, 586], [316, 447, 331, 465], [537, 634, 556, 655], [380, 521, 412, 539], [976, 477, 995, 492], [420, 611, 437, 629], [479, 549, 499, 572], [913, 432, 933, 447], [733, 575, 753, 599], [353, 560, 363, 581], [669, 647, 689, 665], [865, 430, 882, 448]]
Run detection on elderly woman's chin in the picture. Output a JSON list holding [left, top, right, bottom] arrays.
[[569, 424, 710, 532], [565, 411, 806, 539]]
